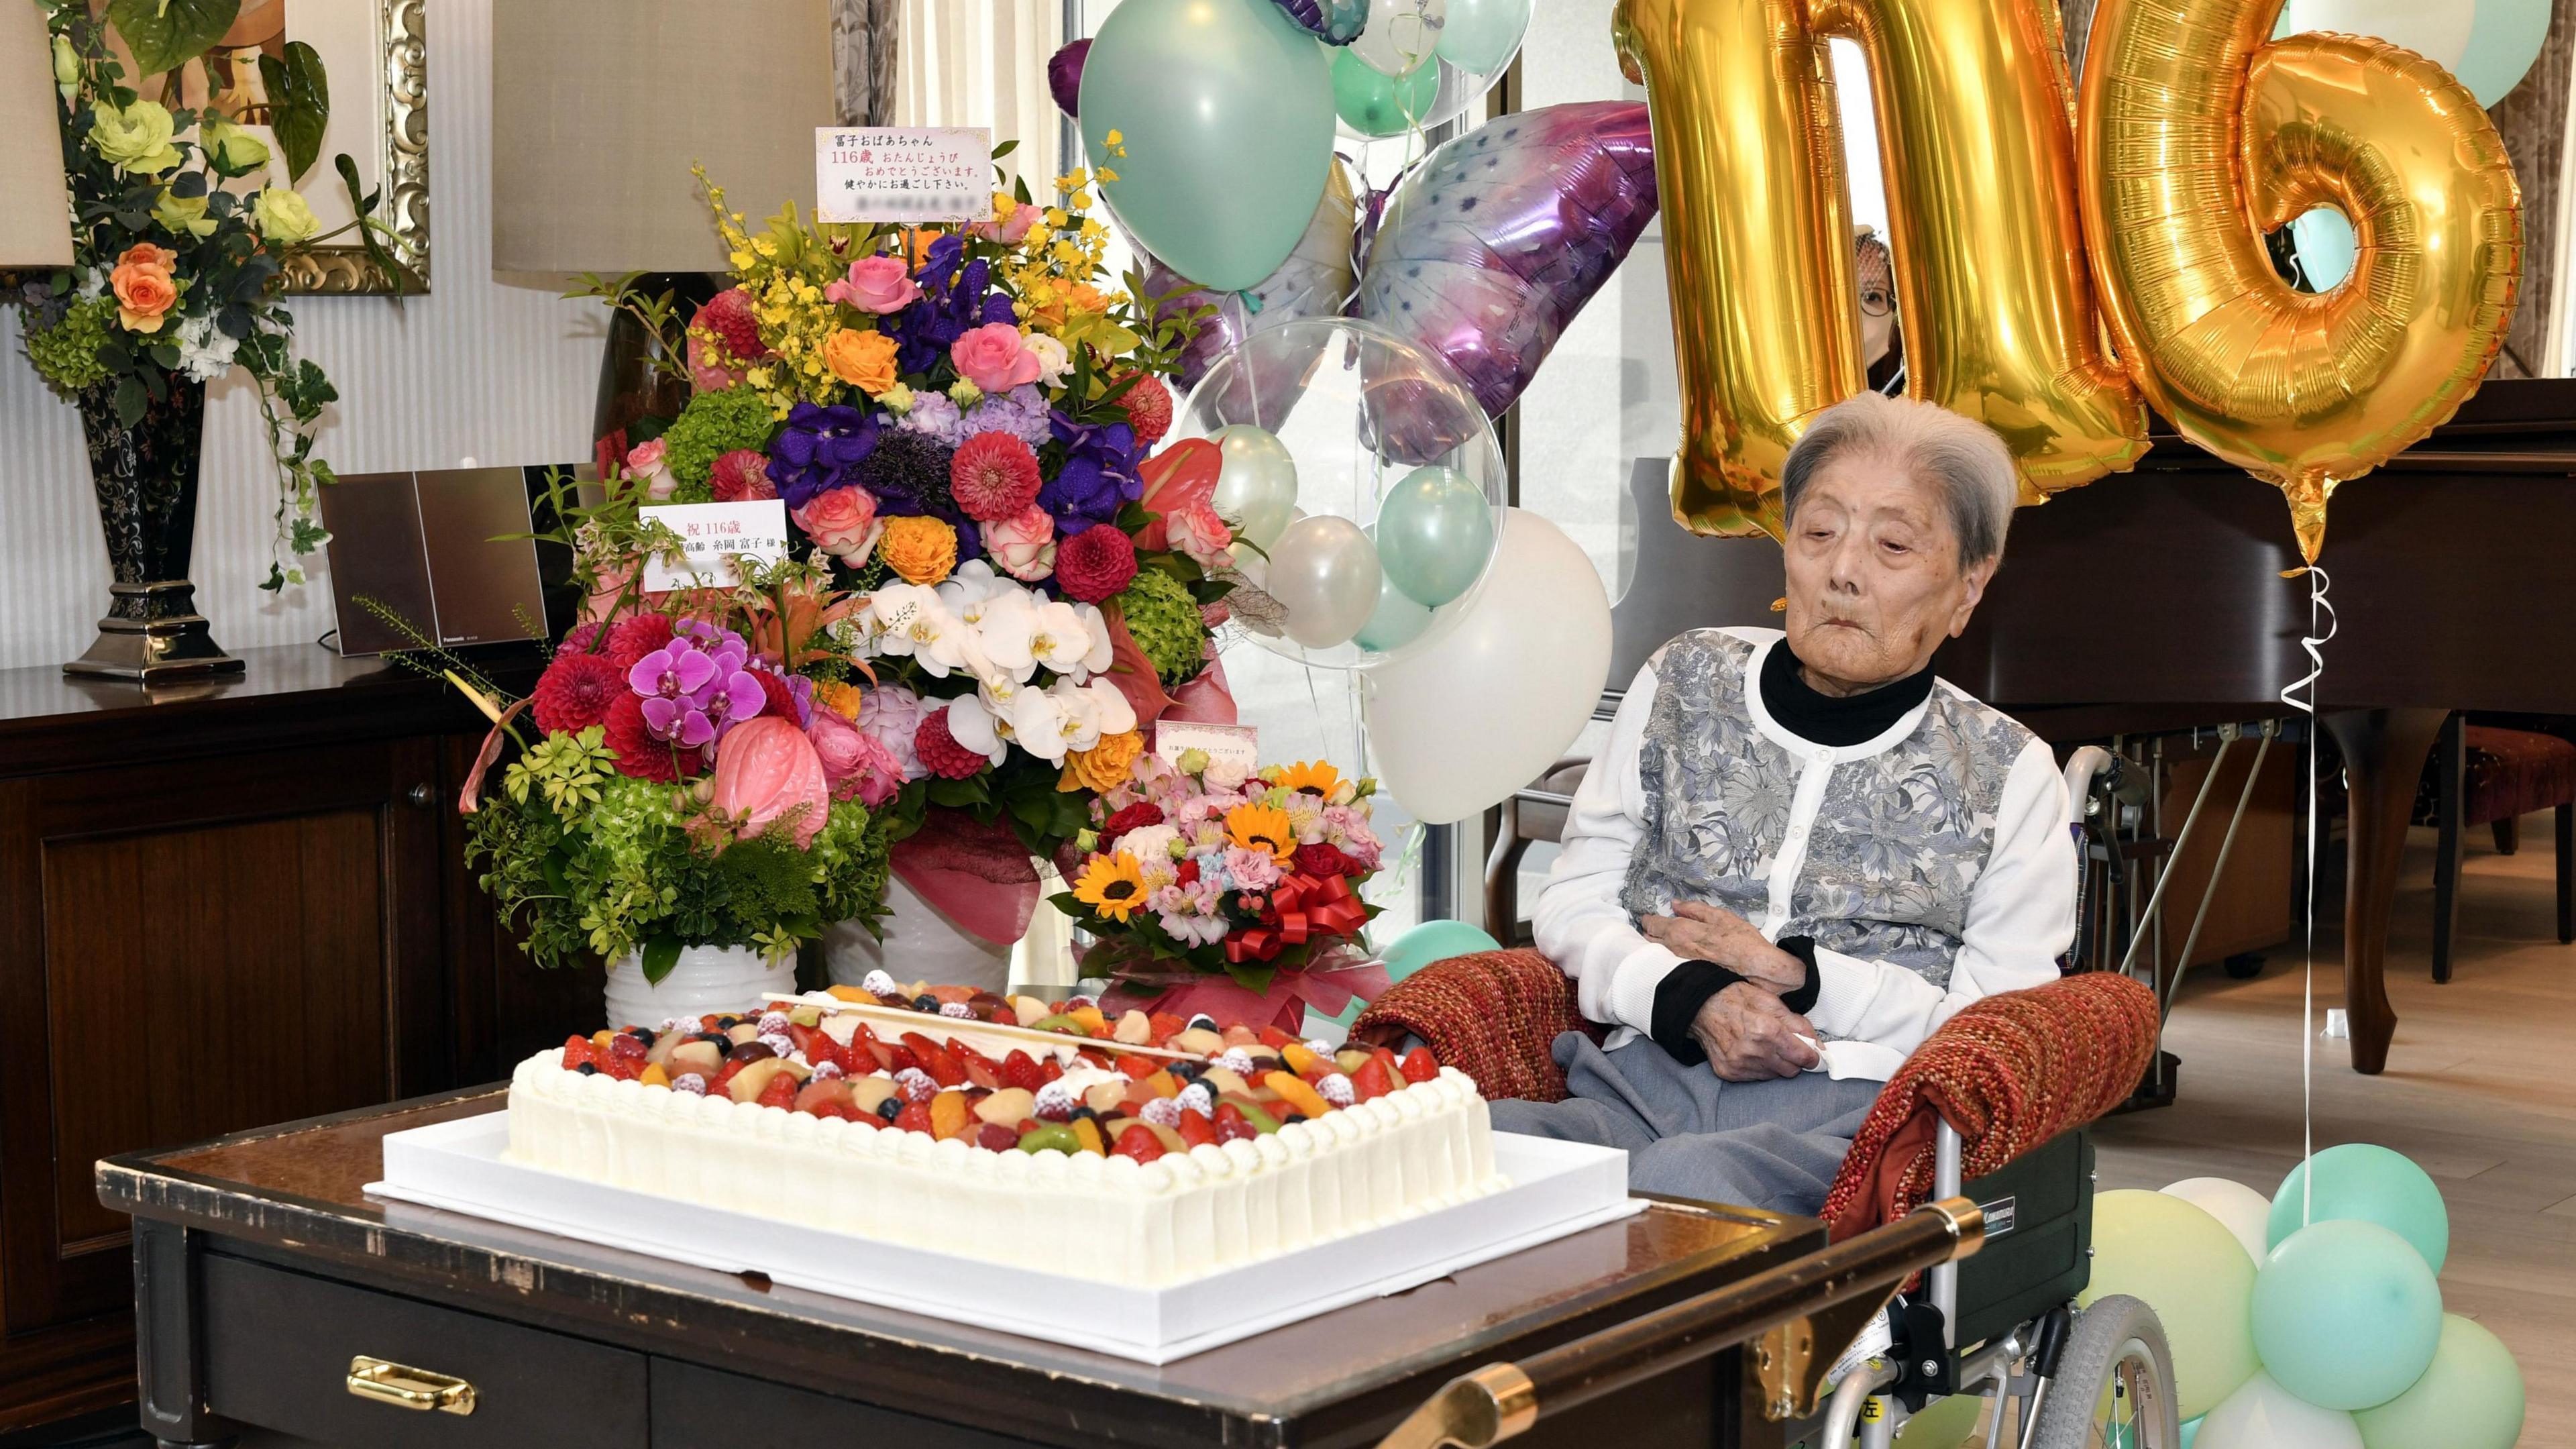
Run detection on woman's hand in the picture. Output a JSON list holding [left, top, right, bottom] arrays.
[[1642, 901, 1808, 994], [1690, 983, 1823, 1081]]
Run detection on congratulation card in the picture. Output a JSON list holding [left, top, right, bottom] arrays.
[[639, 501, 789, 591], [1153, 721, 1260, 775], [814, 127, 994, 224]]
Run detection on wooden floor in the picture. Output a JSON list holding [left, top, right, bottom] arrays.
[[2096, 814, 2575, 1447]]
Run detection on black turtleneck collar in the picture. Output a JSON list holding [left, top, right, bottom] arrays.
[[1758, 637, 1934, 748]]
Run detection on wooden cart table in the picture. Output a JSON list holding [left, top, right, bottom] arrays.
[[96, 1089, 1831, 1449]]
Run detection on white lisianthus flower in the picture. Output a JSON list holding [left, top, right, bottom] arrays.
[[1119, 823, 1183, 863], [1028, 599, 1094, 677], [172, 311, 239, 382], [1024, 332, 1071, 385], [1006, 687, 1073, 762], [1074, 602, 1117, 676], [943, 694, 1011, 765]]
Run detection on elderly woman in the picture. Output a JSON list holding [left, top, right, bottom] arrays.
[[1493, 392, 2074, 1214]]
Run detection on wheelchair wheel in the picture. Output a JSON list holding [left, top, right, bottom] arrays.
[[2027, 1294, 2181, 1449]]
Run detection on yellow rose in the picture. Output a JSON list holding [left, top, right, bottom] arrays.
[[250, 188, 321, 245], [877, 515, 958, 586], [152, 189, 216, 239], [821, 327, 901, 396], [52, 34, 77, 99], [203, 118, 271, 177], [89, 99, 181, 176]]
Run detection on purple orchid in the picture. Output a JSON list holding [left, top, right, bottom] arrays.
[[1040, 409, 1143, 531], [767, 403, 882, 510], [627, 627, 766, 750]]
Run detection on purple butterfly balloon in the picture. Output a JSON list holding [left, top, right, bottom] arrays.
[[1352, 102, 1658, 423]]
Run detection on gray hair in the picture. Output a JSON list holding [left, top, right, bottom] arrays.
[[1779, 393, 2018, 568]]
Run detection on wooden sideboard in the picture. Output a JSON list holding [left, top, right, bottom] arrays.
[[0, 645, 592, 1434]]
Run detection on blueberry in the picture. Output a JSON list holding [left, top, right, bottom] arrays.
[[1186, 1014, 1218, 1032], [1277, 1112, 1306, 1125], [716, 1016, 739, 1030], [627, 1026, 657, 1046], [696, 1032, 729, 1046], [876, 1097, 904, 1122], [912, 994, 941, 1012], [1165, 1061, 1201, 1082], [575, 1062, 599, 1075], [1069, 1106, 1098, 1122]]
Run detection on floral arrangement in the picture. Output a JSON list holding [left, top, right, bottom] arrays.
[[436, 553, 895, 982], [571, 160, 1237, 892], [11, 0, 415, 589], [1057, 752, 1386, 1010]]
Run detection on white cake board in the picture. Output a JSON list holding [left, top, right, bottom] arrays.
[[369, 1115, 1640, 1364]]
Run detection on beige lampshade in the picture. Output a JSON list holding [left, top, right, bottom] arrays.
[[1, 1, 75, 269], [491, 0, 837, 274]]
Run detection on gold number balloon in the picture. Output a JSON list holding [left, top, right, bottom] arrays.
[[1613, 0, 2145, 539], [2080, 4, 2523, 562]]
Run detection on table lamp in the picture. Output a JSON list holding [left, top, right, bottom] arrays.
[[1, 1, 76, 272], [490, 0, 837, 445]]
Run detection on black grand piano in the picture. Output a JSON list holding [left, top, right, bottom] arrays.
[[1602, 377, 2576, 1074]]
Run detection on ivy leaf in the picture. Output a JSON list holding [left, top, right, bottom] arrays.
[[640, 935, 683, 985], [106, 0, 241, 78], [258, 42, 329, 182]]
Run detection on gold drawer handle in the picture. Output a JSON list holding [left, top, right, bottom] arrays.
[[346, 1356, 477, 1415]]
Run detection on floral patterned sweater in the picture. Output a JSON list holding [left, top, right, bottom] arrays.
[[1532, 628, 2075, 1081]]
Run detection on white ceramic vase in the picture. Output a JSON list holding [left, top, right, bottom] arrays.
[[822, 873, 1014, 996], [602, 943, 797, 1029]]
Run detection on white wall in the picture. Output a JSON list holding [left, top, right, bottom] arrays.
[[0, 0, 606, 671]]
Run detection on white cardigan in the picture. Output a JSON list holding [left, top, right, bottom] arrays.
[[1532, 631, 2077, 1081]]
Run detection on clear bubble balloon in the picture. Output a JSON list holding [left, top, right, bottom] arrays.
[[1350, 0, 1444, 76], [1328, 0, 1524, 143], [1333, 44, 1441, 138], [1176, 317, 1506, 670]]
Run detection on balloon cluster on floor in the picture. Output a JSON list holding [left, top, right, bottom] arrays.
[[2084, 1145, 2523, 1449]]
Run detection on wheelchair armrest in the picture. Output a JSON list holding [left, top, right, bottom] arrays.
[[1348, 948, 1599, 1104]]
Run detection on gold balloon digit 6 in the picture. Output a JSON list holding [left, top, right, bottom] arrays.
[[1613, 0, 2145, 541], [2080, 0, 2522, 562]]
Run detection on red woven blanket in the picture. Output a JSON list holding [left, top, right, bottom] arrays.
[[1817, 971, 2158, 1241], [1350, 949, 1600, 1103]]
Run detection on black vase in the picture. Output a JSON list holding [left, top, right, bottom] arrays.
[[66, 377, 243, 682]]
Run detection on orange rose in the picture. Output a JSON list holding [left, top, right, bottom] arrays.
[[110, 242, 180, 333], [877, 515, 958, 586], [822, 327, 902, 396], [1058, 729, 1145, 794]]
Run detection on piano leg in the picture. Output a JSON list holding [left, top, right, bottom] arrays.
[[2320, 708, 2447, 1074]]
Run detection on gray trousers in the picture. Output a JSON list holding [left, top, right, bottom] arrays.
[[1491, 1032, 1883, 1215]]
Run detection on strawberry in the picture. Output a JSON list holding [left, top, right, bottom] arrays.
[[885, 1044, 921, 1074], [1074, 1049, 1112, 1072], [787, 1023, 837, 1071], [598, 1052, 641, 1081], [608, 1031, 649, 1061], [963, 1054, 1004, 1092], [713, 1058, 749, 1093], [1217, 1116, 1258, 1144], [559, 1034, 594, 1070], [1112, 1053, 1160, 1080], [977, 1123, 1020, 1153], [1400, 1046, 1439, 1084], [1257, 1024, 1300, 1050], [893, 1100, 934, 1135], [756, 1071, 798, 1110], [1214, 1101, 1246, 1127], [920, 1046, 967, 1088], [1175, 1109, 1220, 1149], [1147, 1012, 1187, 1042], [1000, 1049, 1046, 1092], [1350, 1055, 1395, 1102], [1040, 1057, 1066, 1084], [1112, 1124, 1167, 1164]]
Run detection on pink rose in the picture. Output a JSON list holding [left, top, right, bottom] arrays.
[[807, 708, 905, 808], [984, 505, 1057, 582], [625, 438, 676, 500], [711, 717, 831, 848], [1165, 500, 1233, 569], [855, 685, 928, 781], [825, 254, 922, 315], [794, 486, 882, 564], [969, 201, 1039, 246], [949, 322, 1044, 394]]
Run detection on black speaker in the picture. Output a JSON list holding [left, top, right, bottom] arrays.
[[321, 466, 575, 655]]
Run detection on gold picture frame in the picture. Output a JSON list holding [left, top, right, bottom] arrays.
[[278, 0, 428, 294]]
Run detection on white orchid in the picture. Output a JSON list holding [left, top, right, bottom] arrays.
[[1082, 676, 1138, 737], [942, 694, 1011, 765], [1006, 686, 1074, 763], [1074, 602, 1116, 677], [970, 587, 1041, 682], [1028, 599, 1095, 678], [865, 584, 967, 678]]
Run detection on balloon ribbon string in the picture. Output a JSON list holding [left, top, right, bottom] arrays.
[[2278, 564, 2337, 1228]]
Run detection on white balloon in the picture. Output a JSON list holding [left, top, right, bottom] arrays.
[[2280, 0, 2473, 71], [1361, 509, 1611, 824], [1352, 0, 1448, 76], [1267, 515, 1383, 650], [1210, 425, 1301, 548], [2163, 1177, 2276, 1267], [2196, 1372, 2364, 1449]]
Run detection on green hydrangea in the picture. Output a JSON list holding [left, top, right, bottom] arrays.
[[21, 297, 116, 398], [659, 384, 777, 499], [1114, 568, 1210, 685]]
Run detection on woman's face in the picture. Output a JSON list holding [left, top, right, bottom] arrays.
[[1781, 452, 1996, 694]]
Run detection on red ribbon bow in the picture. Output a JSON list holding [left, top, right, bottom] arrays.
[[1225, 871, 1366, 965]]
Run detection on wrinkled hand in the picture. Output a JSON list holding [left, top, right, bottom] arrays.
[[1642, 901, 1807, 993], [1690, 983, 1823, 1081]]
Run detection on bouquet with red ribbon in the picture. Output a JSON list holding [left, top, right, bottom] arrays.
[[1053, 749, 1389, 1020]]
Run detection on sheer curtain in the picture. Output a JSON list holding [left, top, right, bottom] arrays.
[[897, 0, 1067, 188]]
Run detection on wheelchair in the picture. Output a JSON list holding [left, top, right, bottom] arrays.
[[1790, 1122, 2177, 1449]]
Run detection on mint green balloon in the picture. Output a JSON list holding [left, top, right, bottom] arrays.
[[2080, 1190, 2260, 1421], [2251, 1220, 2443, 1412], [1435, 0, 1529, 74], [1079, 0, 1334, 292], [2454, 0, 2551, 105], [2289, 208, 2355, 291], [2268, 1144, 2448, 1275], [1377, 465, 1495, 608], [2355, 1315, 2524, 1449], [2180, 1415, 2200, 1449], [1356, 566, 1434, 652], [1381, 918, 1499, 983], [1332, 44, 1438, 138]]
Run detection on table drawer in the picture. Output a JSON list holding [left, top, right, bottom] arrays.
[[202, 1252, 648, 1449], [652, 1359, 1034, 1446]]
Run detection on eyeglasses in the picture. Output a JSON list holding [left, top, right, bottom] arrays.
[[1858, 286, 1894, 318]]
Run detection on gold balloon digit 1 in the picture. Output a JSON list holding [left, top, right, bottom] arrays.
[[2080, 0, 2522, 562], [1613, 0, 2146, 541]]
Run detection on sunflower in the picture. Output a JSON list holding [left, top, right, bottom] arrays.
[[1275, 761, 1342, 798], [1224, 803, 1297, 865], [1072, 851, 1148, 922]]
